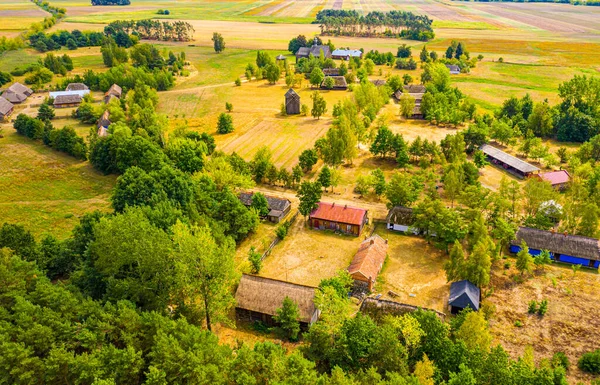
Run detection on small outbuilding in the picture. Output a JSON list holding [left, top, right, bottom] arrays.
[[104, 84, 122, 104], [310, 202, 368, 236], [448, 280, 480, 314], [539, 170, 570, 190], [480, 144, 540, 178], [347, 234, 388, 292], [53, 94, 82, 108], [510, 227, 600, 268], [386, 206, 418, 234], [323, 68, 340, 76], [0, 96, 15, 120], [2, 90, 27, 104], [8, 82, 33, 97], [394, 84, 426, 119], [284, 88, 300, 115], [235, 274, 320, 329], [276, 54, 286, 61], [446, 64, 461, 75], [66, 83, 89, 91], [239, 192, 291, 223], [321, 76, 348, 90], [97, 110, 111, 137]]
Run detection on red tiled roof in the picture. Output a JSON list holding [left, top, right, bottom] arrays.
[[540, 170, 570, 186], [348, 235, 388, 283], [309, 202, 367, 226]]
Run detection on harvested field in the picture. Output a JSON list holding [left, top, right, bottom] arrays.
[[374, 226, 449, 313], [489, 263, 600, 383]]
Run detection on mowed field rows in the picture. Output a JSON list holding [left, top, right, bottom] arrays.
[[0, 0, 49, 36]]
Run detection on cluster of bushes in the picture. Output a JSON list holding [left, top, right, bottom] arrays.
[[527, 299, 549, 315], [0, 71, 12, 87], [364, 49, 395, 66], [29, 30, 105, 52], [13, 113, 87, 160], [157, 9, 170, 14], [33, 0, 66, 17], [42, 52, 74, 75], [61, 64, 174, 92]]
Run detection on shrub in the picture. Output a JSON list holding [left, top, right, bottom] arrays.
[[527, 300, 538, 314], [552, 352, 570, 370], [234, 77, 241, 86], [579, 350, 600, 373], [275, 225, 287, 240], [217, 113, 234, 134], [248, 246, 262, 274], [301, 104, 309, 116], [538, 299, 548, 316], [514, 320, 523, 327], [225, 102, 233, 112], [498, 57, 504, 63]]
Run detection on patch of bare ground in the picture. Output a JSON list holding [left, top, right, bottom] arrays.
[[0, 8, 48, 17], [488, 264, 600, 383]]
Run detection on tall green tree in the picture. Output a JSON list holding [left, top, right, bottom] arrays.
[[318, 165, 332, 192], [297, 181, 322, 219], [516, 241, 533, 276], [274, 296, 301, 341], [251, 192, 269, 217], [311, 91, 327, 120], [212, 32, 225, 53]]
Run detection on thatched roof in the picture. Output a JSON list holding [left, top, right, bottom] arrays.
[[239, 192, 291, 216], [480, 144, 540, 174], [8, 82, 33, 96], [404, 84, 426, 93], [0, 96, 14, 115], [2, 90, 27, 103], [449, 280, 480, 310], [97, 110, 111, 128], [105, 84, 122, 98], [348, 234, 388, 283], [235, 274, 318, 323], [296, 45, 331, 59], [370, 79, 386, 87], [54, 94, 82, 105], [323, 68, 340, 76], [386, 206, 415, 226], [321, 76, 347, 90], [66, 83, 89, 91], [512, 227, 600, 260]]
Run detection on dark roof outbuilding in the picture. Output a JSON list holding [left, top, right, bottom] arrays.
[[386, 206, 415, 226], [449, 280, 480, 311], [54, 94, 82, 106], [66, 83, 89, 91], [480, 144, 540, 174]]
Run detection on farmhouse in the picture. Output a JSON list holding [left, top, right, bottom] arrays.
[[104, 84, 122, 104], [295, 40, 332, 62], [480, 144, 540, 178], [386, 206, 418, 234], [448, 280, 480, 314], [0, 97, 15, 120], [511, 227, 600, 268], [239, 192, 291, 223], [394, 84, 426, 119], [538, 170, 570, 189], [309, 202, 368, 236], [321, 76, 348, 90], [347, 234, 388, 291], [53, 94, 83, 108], [66, 83, 89, 91], [284, 88, 300, 115], [2, 82, 33, 104], [235, 274, 320, 329], [331, 49, 363, 60], [446, 64, 461, 75]]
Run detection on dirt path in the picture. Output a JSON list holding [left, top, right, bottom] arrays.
[[163, 78, 249, 95]]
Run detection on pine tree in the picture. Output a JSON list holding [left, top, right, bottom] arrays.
[[465, 241, 491, 286]]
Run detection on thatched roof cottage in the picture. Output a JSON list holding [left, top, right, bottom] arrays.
[[0, 96, 15, 120], [235, 274, 320, 328], [239, 192, 291, 223]]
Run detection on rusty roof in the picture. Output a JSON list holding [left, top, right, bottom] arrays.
[[347, 234, 388, 283], [310, 202, 367, 226]]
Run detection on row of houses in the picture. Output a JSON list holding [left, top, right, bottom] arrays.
[[0, 83, 34, 120], [96, 84, 123, 137]]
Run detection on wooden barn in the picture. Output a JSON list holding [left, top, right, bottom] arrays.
[[8, 82, 33, 97], [347, 234, 388, 292], [510, 227, 600, 268], [309, 202, 368, 236], [53, 94, 82, 108], [321, 76, 348, 90], [448, 280, 480, 314], [480, 144, 540, 178], [238, 192, 291, 223], [66, 83, 89, 91], [285, 88, 300, 115], [235, 274, 320, 329], [0, 96, 14, 120], [386, 206, 418, 234], [104, 84, 122, 104], [538, 170, 570, 190]]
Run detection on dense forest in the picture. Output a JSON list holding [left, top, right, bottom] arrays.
[[104, 20, 195, 42], [314, 10, 434, 41]]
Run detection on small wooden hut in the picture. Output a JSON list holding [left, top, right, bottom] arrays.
[[235, 274, 320, 329], [448, 280, 480, 314], [285, 88, 300, 115]]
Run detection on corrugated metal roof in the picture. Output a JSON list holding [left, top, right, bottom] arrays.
[[480, 144, 540, 174], [310, 202, 367, 226]]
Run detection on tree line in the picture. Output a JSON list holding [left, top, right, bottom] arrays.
[[91, 0, 130, 4], [28, 29, 106, 52], [104, 19, 195, 42], [314, 10, 434, 41]]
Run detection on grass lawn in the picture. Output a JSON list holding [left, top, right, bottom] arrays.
[[0, 127, 115, 239], [373, 225, 450, 313]]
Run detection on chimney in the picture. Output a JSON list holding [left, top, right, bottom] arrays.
[[332, 202, 335, 207]]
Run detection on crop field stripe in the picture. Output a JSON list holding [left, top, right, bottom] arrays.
[[244, 0, 286, 16]]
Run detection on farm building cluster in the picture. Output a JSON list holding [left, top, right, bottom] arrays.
[[0, 83, 33, 120]]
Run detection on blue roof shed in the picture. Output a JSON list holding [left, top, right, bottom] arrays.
[[449, 280, 480, 314]]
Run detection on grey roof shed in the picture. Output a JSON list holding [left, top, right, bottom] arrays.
[[449, 280, 480, 312]]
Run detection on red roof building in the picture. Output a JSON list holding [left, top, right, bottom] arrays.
[[348, 235, 388, 291], [539, 170, 570, 189], [309, 202, 368, 236]]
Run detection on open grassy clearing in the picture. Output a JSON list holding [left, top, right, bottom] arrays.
[[0, 128, 115, 239], [488, 262, 600, 383], [373, 226, 449, 313]]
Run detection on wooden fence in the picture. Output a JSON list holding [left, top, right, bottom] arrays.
[[260, 212, 298, 261], [360, 297, 446, 321]]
